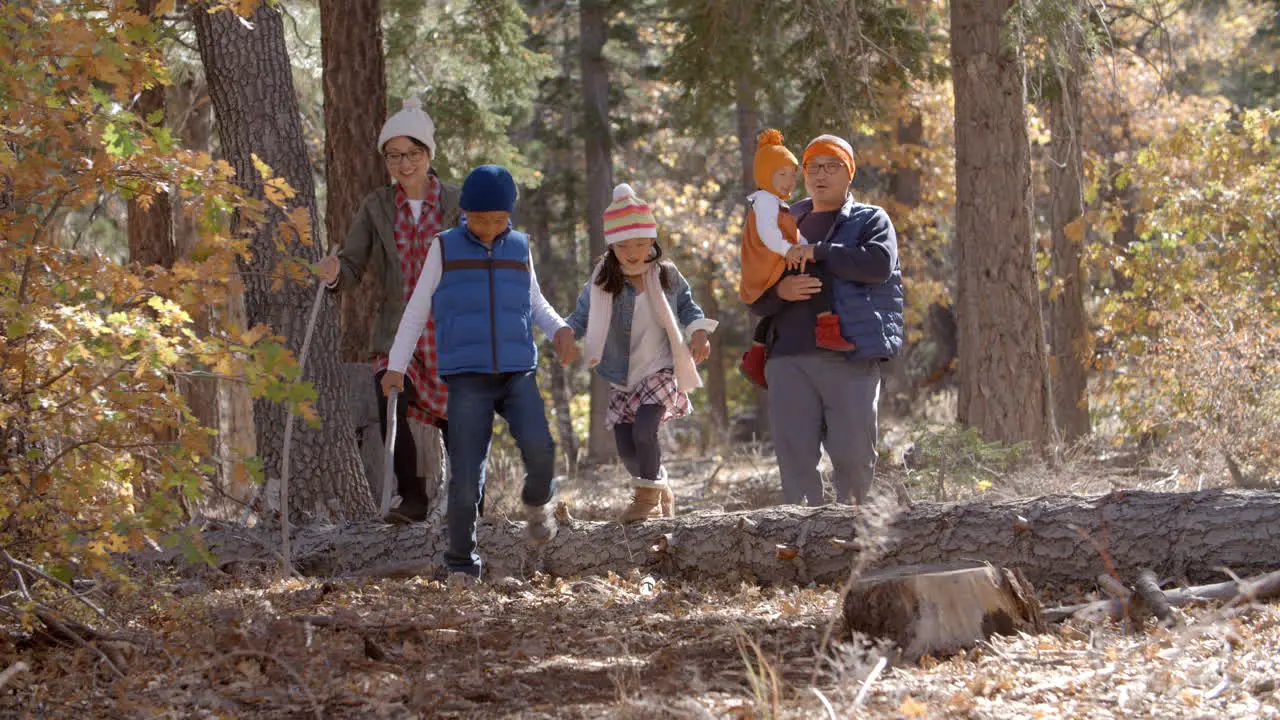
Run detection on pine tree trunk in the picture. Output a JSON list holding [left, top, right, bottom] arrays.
[[1048, 12, 1090, 443], [579, 0, 614, 464], [950, 0, 1052, 448], [169, 78, 258, 516], [127, 0, 175, 270], [320, 0, 387, 363], [193, 2, 374, 521], [529, 173, 579, 478], [193, 489, 1280, 591], [882, 111, 927, 415], [735, 74, 770, 441], [698, 273, 728, 447]]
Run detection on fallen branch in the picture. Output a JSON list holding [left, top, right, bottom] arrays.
[[1046, 569, 1280, 623], [1132, 568, 1176, 626]]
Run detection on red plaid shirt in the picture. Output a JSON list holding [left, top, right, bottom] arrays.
[[372, 179, 448, 426]]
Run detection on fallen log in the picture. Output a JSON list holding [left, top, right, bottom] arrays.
[[188, 489, 1280, 591], [1045, 568, 1280, 623], [840, 563, 1044, 660]]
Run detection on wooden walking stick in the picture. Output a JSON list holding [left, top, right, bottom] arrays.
[[380, 390, 398, 516]]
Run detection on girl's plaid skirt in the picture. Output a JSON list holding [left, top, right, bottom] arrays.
[[606, 368, 691, 429]]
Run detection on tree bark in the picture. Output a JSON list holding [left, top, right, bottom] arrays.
[[169, 78, 258, 515], [127, 0, 175, 269], [192, 489, 1280, 592], [882, 111, 930, 416], [320, 0, 387, 363], [735, 74, 770, 441], [1048, 9, 1090, 444], [193, 2, 374, 521], [528, 147, 579, 477], [697, 273, 728, 447], [951, 0, 1052, 448], [579, 0, 615, 464]]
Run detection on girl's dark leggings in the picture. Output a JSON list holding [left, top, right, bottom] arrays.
[[613, 403, 665, 481]]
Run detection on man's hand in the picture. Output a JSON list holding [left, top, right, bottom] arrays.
[[553, 327, 579, 367], [776, 274, 822, 302], [688, 329, 710, 364], [317, 256, 340, 285], [784, 245, 814, 272], [380, 370, 405, 396]]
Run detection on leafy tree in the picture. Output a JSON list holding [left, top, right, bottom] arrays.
[[0, 0, 301, 575]]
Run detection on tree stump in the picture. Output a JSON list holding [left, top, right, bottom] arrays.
[[842, 563, 1044, 661]]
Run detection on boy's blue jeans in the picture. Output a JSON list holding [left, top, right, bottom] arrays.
[[443, 371, 557, 577]]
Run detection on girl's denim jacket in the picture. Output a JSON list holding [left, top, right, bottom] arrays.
[[565, 265, 713, 387]]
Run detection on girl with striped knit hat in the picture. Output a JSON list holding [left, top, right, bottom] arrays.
[[563, 184, 719, 522]]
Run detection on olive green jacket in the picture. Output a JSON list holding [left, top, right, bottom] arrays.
[[332, 182, 462, 356]]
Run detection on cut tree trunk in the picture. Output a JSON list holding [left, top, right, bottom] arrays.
[[951, 0, 1052, 448], [320, 0, 388, 363], [841, 563, 1044, 660], [193, 1, 374, 521], [579, 0, 614, 464], [189, 489, 1280, 591]]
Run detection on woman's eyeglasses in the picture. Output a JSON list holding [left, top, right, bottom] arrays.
[[384, 148, 428, 165]]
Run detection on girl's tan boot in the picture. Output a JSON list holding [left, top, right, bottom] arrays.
[[619, 487, 662, 523]]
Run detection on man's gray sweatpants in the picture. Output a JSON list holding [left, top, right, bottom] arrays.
[[765, 353, 880, 506]]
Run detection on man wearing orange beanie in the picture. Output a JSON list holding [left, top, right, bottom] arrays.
[[747, 133, 904, 507], [738, 129, 854, 388]]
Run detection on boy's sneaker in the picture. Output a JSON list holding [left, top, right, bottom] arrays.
[[524, 503, 557, 545], [815, 314, 856, 352], [739, 345, 768, 388]]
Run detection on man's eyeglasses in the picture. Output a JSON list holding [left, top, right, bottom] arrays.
[[384, 148, 428, 165], [804, 161, 846, 176]]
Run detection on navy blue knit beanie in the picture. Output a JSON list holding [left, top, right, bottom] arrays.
[[459, 164, 518, 213]]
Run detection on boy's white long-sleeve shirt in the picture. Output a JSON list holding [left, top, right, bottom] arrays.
[[749, 189, 808, 255], [387, 240, 569, 374]]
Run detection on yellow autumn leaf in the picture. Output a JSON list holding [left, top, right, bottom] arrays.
[[899, 696, 929, 717]]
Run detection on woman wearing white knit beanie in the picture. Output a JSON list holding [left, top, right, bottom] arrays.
[[316, 96, 461, 524]]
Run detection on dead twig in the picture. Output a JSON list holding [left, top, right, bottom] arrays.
[[34, 609, 125, 678], [1046, 568, 1280, 623], [2, 549, 115, 628], [197, 649, 322, 720], [852, 655, 888, 709], [0, 662, 27, 691]]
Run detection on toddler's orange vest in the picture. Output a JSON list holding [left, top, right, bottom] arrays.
[[738, 204, 800, 304]]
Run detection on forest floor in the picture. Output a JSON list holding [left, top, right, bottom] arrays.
[[3, 443, 1279, 719]]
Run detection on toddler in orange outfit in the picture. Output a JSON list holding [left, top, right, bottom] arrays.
[[738, 129, 852, 387]]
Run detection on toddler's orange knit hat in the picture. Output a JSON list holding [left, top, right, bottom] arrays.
[[753, 129, 799, 199]]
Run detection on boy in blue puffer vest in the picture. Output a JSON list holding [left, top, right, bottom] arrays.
[[383, 164, 579, 581]]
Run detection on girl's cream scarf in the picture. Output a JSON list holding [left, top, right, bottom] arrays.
[[583, 261, 702, 391]]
